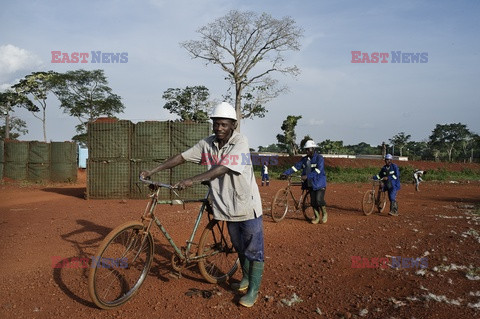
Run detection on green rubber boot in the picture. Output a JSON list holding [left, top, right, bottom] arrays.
[[239, 261, 264, 308], [231, 255, 249, 291], [310, 209, 320, 224], [320, 206, 328, 224]]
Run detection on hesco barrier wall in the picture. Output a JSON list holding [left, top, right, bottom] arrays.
[[1, 140, 77, 182], [87, 119, 211, 199]]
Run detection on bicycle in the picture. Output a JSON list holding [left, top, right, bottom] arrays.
[[271, 176, 315, 222], [88, 177, 239, 310], [362, 179, 387, 215]]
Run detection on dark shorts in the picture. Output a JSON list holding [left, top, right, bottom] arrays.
[[310, 188, 326, 207], [227, 215, 264, 262]]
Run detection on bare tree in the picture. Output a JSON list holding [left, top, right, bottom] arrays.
[[181, 10, 303, 130]]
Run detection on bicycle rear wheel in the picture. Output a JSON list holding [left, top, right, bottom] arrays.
[[271, 188, 289, 222], [198, 220, 239, 284], [362, 190, 375, 215], [302, 191, 315, 222], [377, 190, 387, 213], [88, 221, 154, 309]]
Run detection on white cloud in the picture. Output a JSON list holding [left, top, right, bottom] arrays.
[[0, 44, 43, 83]]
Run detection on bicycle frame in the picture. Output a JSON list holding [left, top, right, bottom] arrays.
[[140, 182, 214, 264], [285, 177, 307, 210]]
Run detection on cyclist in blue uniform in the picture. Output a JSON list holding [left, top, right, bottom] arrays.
[[374, 154, 401, 216], [280, 140, 327, 224]]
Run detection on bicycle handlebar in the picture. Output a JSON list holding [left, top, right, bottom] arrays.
[[139, 176, 176, 189]]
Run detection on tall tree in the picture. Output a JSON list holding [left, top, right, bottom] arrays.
[[389, 132, 411, 157], [181, 10, 303, 130], [429, 123, 471, 162], [53, 69, 124, 145], [276, 115, 302, 156], [162, 86, 210, 122], [0, 90, 33, 139], [318, 139, 345, 154], [13, 71, 58, 142]]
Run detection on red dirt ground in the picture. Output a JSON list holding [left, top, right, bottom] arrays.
[[0, 167, 479, 319]]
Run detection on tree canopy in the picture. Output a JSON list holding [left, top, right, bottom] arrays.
[[53, 69, 125, 145], [181, 10, 303, 130], [162, 86, 210, 122], [276, 115, 302, 155], [12, 71, 58, 142]]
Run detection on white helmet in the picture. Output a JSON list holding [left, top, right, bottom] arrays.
[[385, 153, 393, 160], [210, 102, 237, 121], [303, 140, 317, 149]]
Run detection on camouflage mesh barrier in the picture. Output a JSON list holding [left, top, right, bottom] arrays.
[[87, 120, 211, 199], [87, 159, 130, 199], [28, 163, 50, 182], [87, 120, 133, 159], [51, 142, 77, 182], [132, 121, 170, 160], [28, 141, 50, 164], [171, 162, 209, 199], [129, 160, 170, 199], [4, 141, 28, 180], [170, 121, 211, 154]]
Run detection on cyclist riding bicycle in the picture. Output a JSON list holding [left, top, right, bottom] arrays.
[[280, 140, 327, 224]]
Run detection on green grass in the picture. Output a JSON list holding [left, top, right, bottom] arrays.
[[254, 163, 480, 183]]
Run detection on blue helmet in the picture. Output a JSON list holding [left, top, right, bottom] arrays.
[[385, 154, 393, 160]]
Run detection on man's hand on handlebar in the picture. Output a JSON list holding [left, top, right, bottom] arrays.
[[140, 170, 151, 180], [174, 179, 193, 190], [279, 174, 288, 180]]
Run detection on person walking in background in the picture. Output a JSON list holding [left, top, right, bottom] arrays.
[[261, 162, 270, 186], [280, 140, 328, 224], [413, 169, 427, 191], [374, 154, 401, 216], [140, 102, 265, 308]]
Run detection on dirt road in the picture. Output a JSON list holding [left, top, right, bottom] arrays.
[[0, 172, 479, 318]]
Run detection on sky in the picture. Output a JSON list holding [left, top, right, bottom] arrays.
[[1, 0, 479, 151]]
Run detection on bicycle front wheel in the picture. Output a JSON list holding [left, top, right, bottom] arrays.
[[377, 190, 387, 213], [88, 221, 154, 310], [302, 191, 316, 222], [198, 220, 239, 284], [271, 188, 289, 222], [362, 190, 375, 215]]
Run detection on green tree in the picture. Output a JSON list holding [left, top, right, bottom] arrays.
[[53, 69, 124, 145], [258, 143, 282, 152], [181, 10, 303, 131], [428, 123, 471, 162], [13, 71, 59, 142], [389, 132, 411, 157], [0, 90, 33, 139], [318, 139, 345, 154], [276, 115, 302, 156], [162, 86, 210, 122], [405, 141, 429, 160]]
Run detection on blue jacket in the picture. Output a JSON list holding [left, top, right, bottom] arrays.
[[374, 163, 401, 190], [283, 152, 327, 190]]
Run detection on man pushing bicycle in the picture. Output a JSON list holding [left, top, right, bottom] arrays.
[[140, 102, 264, 308], [373, 154, 401, 216], [280, 140, 328, 224]]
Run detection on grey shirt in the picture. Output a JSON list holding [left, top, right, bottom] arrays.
[[181, 131, 262, 222]]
